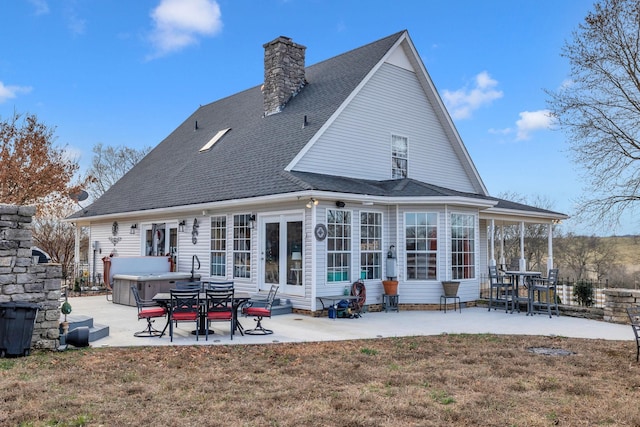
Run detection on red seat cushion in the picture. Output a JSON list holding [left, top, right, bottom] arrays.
[[171, 312, 198, 321], [139, 307, 166, 319], [244, 307, 271, 317], [207, 311, 232, 320]]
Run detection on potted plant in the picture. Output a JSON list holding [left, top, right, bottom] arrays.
[[441, 280, 460, 297]]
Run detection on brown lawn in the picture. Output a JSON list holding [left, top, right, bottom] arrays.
[[2, 334, 640, 426]]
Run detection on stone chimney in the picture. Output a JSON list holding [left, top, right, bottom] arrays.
[[262, 36, 306, 116]]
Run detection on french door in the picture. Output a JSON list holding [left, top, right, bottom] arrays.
[[261, 213, 304, 296]]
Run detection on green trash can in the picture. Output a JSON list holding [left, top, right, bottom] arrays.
[[0, 301, 40, 357]]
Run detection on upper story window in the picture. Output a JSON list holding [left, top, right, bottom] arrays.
[[327, 209, 351, 282], [360, 212, 382, 280], [391, 134, 408, 178], [451, 213, 475, 279], [210, 216, 227, 277], [233, 214, 252, 279], [405, 212, 438, 280]]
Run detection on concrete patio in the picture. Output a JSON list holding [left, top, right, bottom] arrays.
[[65, 295, 634, 348]]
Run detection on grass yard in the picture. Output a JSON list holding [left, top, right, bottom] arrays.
[[2, 334, 640, 426]]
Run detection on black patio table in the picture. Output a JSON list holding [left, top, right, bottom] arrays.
[[153, 291, 251, 338]]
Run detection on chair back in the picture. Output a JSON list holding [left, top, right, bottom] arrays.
[[547, 269, 559, 285], [205, 287, 234, 313], [176, 281, 203, 291], [205, 280, 234, 291], [488, 266, 502, 284], [266, 285, 279, 309], [170, 289, 200, 318], [130, 285, 158, 311]]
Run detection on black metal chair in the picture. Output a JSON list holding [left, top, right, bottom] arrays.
[[530, 269, 559, 317], [205, 280, 234, 290], [130, 285, 167, 337], [627, 306, 640, 361], [205, 287, 235, 340], [169, 289, 201, 342], [488, 265, 514, 313], [243, 285, 279, 335], [175, 281, 203, 291]]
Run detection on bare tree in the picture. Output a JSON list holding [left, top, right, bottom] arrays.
[[547, 0, 640, 229], [85, 143, 151, 200], [554, 233, 619, 281]]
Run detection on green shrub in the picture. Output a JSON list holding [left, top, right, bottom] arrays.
[[573, 280, 595, 307]]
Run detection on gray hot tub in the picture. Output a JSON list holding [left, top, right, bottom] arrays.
[[112, 272, 200, 307]]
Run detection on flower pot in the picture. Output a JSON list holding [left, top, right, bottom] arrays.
[[382, 280, 398, 295], [442, 281, 460, 297]]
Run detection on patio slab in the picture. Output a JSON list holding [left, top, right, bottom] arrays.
[[66, 295, 634, 348]]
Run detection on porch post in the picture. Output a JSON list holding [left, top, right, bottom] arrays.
[[519, 221, 526, 271], [489, 219, 496, 266], [499, 225, 505, 268], [74, 225, 80, 278], [547, 221, 553, 272]]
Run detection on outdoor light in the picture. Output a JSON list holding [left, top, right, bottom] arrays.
[[306, 198, 319, 208], [129, 224, 138, 234], [178, 220, 186, 232], [335, 201, 345, 208], [248, 214, 256, 229]]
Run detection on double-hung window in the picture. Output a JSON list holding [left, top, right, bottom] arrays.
[[451, 213, 475, 279], [360, 212, 382, 280], [210, 216, 226, 277], [391, 135, 408, 178], [327, 209, 351, 282], [405, 212, 437, 280], [233, 214, 252, 279]]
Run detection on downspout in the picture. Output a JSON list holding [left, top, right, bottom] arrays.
[[547, 221, 554, 272]]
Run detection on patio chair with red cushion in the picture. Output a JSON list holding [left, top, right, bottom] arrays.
[[169, 289, 201, 342], [130, 285, 167, 337], [205, 286, 235, 340], [243, 285, 279, 335]]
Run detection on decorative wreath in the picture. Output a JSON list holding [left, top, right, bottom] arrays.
[[350, 280, 366, 310]]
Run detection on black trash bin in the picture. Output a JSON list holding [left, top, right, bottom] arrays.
[[0, 301, 40, 357]]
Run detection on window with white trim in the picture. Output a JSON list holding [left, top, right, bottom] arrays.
[[233, 214, 252, 279], [451, 213, 475, 279], [360, 212, 382, 280], [210, 216, 226, 277], [391, 134, 408, 178], [327, 209, 351, 282], [405, 212, 437, 280]]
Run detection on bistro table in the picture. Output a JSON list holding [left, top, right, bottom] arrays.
[[504, 271, 542, 314], [153, 291, 251, 338]]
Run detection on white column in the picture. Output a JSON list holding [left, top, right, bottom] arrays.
[[547, 221, 554, 272], [519, 221, 526, 271], [489, 219, 496, 266], [74, 225, 80, 277], [499, 225, 505, 268]]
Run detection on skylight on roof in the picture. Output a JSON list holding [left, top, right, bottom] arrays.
[[199, 128, 231, 152]]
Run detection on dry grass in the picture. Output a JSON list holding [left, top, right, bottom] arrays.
[[2, 334, 640, 426]]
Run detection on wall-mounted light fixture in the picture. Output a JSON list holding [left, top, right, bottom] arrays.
[[306, 198, 319, 208], [248, 214, 256, 229], [335, 201, 346, 208], [129, 224, 138, 235], [178, 220, 186, 232]]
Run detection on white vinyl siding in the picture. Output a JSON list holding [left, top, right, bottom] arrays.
[[293, 62, 477, 192]]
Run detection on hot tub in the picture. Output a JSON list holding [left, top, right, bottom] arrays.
[[112, 272, 200, 307]]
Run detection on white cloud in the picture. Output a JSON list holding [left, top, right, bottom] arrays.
[[442, 71, 503, 120], [0, 81, 33, 103], [28, 0, 49, 15], [488, 127, 512, 136], [515, 110, 554, 140], [148, 0, 222, 59]]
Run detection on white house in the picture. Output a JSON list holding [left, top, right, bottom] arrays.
[[69, 30, 567, 313]]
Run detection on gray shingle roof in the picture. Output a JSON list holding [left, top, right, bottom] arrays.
[[70, 30, 565, 221], [72, 31, 406, 219]]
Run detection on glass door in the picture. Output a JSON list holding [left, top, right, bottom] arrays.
[[261, 214, 303, 296]]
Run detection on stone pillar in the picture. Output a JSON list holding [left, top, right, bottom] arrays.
[[0, 204, 61, 351]]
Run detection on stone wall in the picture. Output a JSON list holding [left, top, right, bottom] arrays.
[[262, 36, 306, 116], [0, 204, 61, 351], [603, 288, 640, 324]]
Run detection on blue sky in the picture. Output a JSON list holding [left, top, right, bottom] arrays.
[[3, 0, 628, 235]]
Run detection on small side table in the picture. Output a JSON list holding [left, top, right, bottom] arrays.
[[382, 294, 399, 312], [440, 295, 461, 313]]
